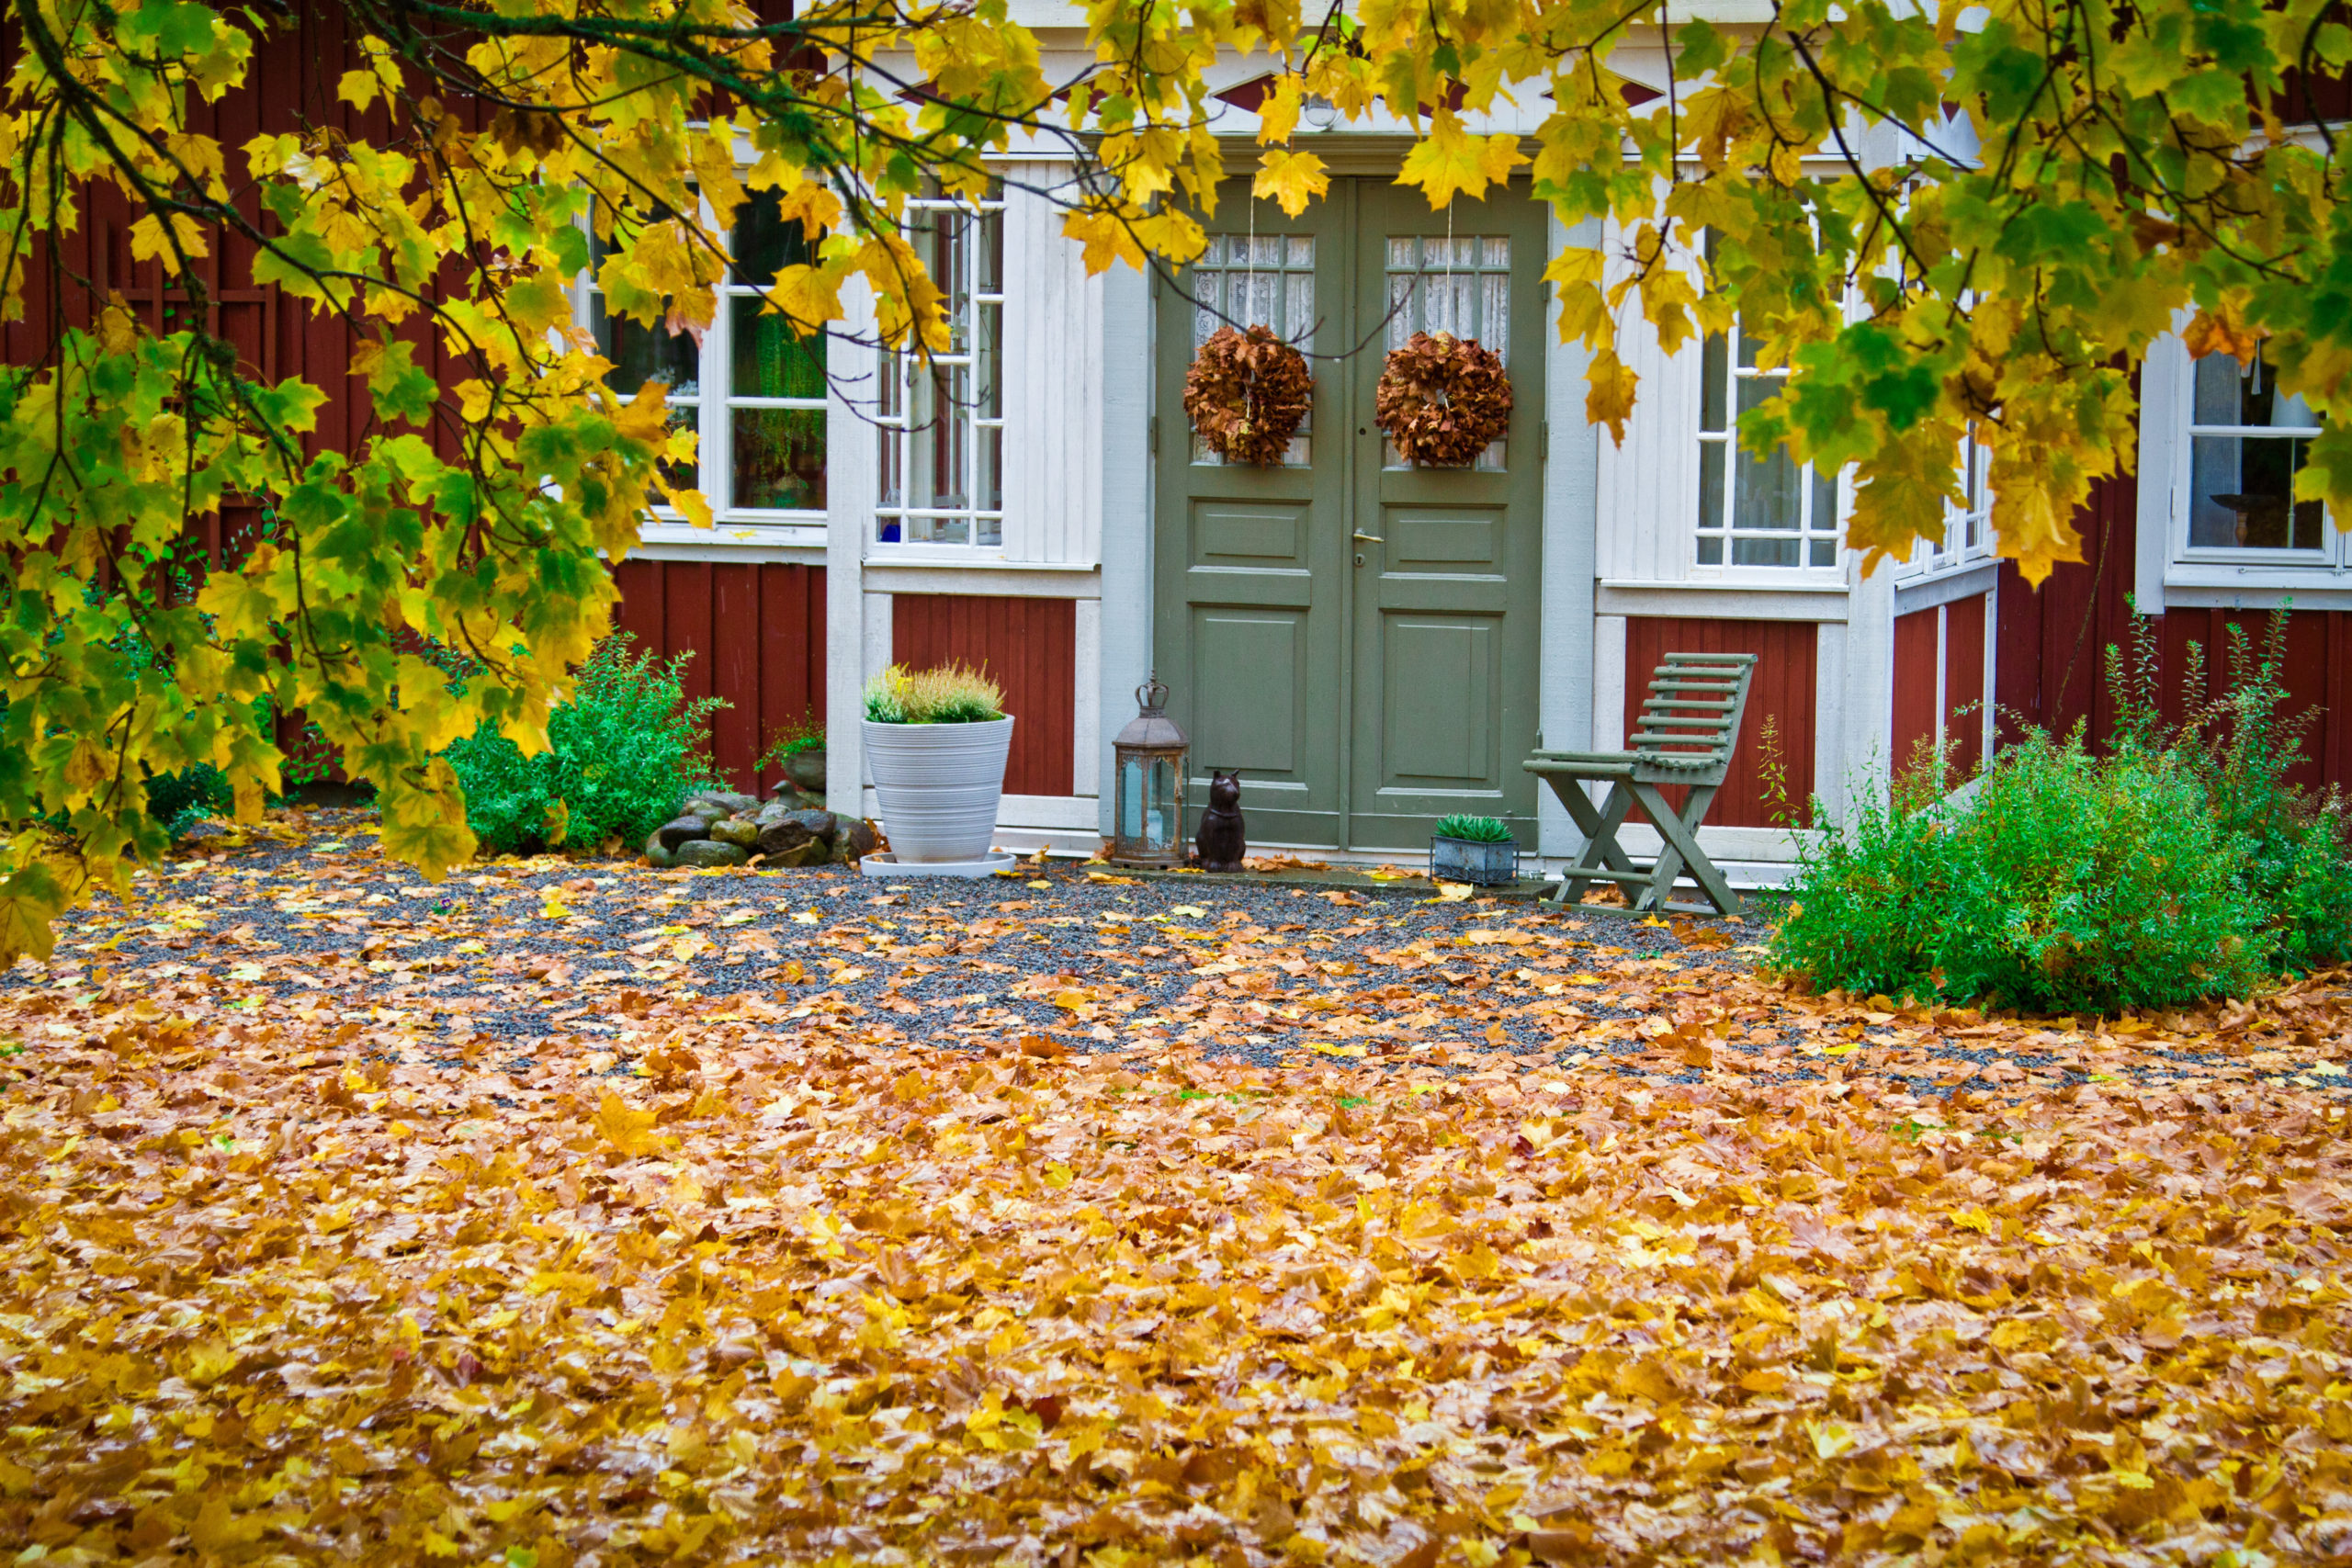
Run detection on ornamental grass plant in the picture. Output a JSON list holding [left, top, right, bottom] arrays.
[[1769, 610, 2351, 1013], [864, 662, 1005, 724]]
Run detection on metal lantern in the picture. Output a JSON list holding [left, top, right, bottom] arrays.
[[1109, 673, 1188, 867]]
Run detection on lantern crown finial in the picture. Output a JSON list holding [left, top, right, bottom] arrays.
[[1136, 671, 1170, 715]]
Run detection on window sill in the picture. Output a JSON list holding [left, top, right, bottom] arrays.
[[2162, 568, 2352, 613], [1597, 578, 1849, 623], [1893, 559, 2000, 615], [628, 517, 825, 564]]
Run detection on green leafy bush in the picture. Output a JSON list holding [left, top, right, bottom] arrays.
[[144, 762, 232, 840], [1434, 814, 1512, 842], [444, 636, 724, 856], [1771, 608, 2349, 1011], [1771, 733, 2269, 1012], [865, 662, 1005, 723]]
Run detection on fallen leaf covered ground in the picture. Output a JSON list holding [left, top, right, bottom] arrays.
[[4, 812, 2350, 1565]]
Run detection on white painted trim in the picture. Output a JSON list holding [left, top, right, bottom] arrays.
[[1841, 559, 1897, 814], [1597, 581, 1850, 622], [1073, 599, 1103, 797], [2162, 582, 2352, 611], [1811, 619, 1848, 826], [1981, 575, 1999, 767], [1892, 559, 1999, 616], [630, 538, 824, 566], [859, 561, 1103, 597], [857, 590, 894, 790], [1592, 615, 1628, 755], [2136, 328, 2184, 615], [1539, 211, 1602, 858], [1098, 258, 1153, 838], [824, 280, 878, 819], [1605, 822, 1819, 865]]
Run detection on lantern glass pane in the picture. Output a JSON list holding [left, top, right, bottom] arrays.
[[1119, 756, 1146, 844], [1148, 757, 1178, 851]]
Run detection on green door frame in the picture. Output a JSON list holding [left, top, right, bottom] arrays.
[[1152, 175, 1546, 852]]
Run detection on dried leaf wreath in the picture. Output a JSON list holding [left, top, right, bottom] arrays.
[[1374, 331, 1513, 467], [1182, 325, 1314, 468]]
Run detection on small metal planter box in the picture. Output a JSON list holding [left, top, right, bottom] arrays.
[[1430, 832, 1518, 887]]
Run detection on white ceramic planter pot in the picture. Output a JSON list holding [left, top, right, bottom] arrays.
[[862, 716, 1014, 863]]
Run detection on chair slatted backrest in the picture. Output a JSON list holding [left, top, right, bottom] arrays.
[[1628, 653, 1757, 784]]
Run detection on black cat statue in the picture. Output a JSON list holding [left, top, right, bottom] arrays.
[[1194, 769, 1247, 873]]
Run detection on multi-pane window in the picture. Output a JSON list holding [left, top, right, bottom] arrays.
[[1907, 426, 1995, 576], [1695, 321, 1840, 569], [2188, 348, 2325, 554], [876, 186, 1003, 546], [1190, 234, 1317, 466], [588, 189, 828, 516], [1385, 235, 1510, 468]]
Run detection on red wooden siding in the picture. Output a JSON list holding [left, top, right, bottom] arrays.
[[1623, 618, 1816, 829], [610, 560, 827, 794], [892, 595, 1078, 797], [1945, 592, 1987, 780], [1893, 592, 1990, 790], [1892, 608, 1939, 782], [1996, 469, 2352, 791]]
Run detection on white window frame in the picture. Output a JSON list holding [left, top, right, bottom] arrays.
[[1691, 317, 1847, 579], [872, 183, 1006, 555], [2139, 328, 2352, 607], [576, 188, 831, 547], [1896, 424, 1997, 582]]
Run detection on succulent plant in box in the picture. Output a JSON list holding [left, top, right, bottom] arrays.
[[1432, 814, 1517, 886]]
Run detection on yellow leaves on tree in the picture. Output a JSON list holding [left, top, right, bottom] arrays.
[[1395, 111, 1528, 209]]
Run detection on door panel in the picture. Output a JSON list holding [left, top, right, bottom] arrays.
[[1153, 178, 1545, 852], [1347, 183, 1546, 850], [1154, 191, 1348, 847]]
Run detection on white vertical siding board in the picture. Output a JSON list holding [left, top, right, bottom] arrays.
[[1073, 599, 1102, 796], [825, 278, 878, 817], [1813, 619, 1848, 825], [1539, 211, 1603, 859], [2136, 329, 2187, 613], [997, 161, 1105, 569]]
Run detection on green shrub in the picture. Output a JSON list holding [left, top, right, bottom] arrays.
[[1434, 814, 1512, 842], [144, 762, 232, 840], [2109, 610, 2352, 972], [1772, 606, 2351, 1012], [444, 636, 724, 856], [1771, 732, 2271, 1012], [865, 661, 1004, 723]]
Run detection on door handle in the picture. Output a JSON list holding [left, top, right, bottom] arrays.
[[1352, 531, 1385, 544]]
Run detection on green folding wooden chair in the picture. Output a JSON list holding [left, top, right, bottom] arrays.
[[1522, 652, 1758, 917]]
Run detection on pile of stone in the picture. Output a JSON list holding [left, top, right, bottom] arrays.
[[643, 784, 881, 869]]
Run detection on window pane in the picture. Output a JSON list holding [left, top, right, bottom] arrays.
[[1698, 441, 1725, 533], [729, 297, 827, 399], [1696, 535, 1723, 565], [2192, 434, 2321, 549], [1734, 536, 1799, 567], [729, 188, 811, 287], [1810, 464, 1838, 535], [2192, 353, 2244, 426], [732, 408, 825, 510], [1733, 378, 1801, 531], [1810, 537, 1838, 567], [1700, 333, 1727, 432], [593, 296, 699, 398], [979, 209, 1003, 294]]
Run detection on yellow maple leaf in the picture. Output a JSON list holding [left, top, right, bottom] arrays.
[[130, 212, 209, 277], [1253, 149, 1329, 218], [595, 1089, 660, 1157], [1585, 347, 1640, 446], [1396, 112, 1528, 209], [1064, 211, 1146, 275]]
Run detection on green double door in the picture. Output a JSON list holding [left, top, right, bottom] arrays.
[[1153, 178, 1547, 852]]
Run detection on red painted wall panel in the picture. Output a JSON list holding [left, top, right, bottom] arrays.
[[892, 595, 1079, 797], [1995, 468, 2351, 791], [608, 559, 828, 795], [1892, 608, 1939, 784], [1944, 592, 1987, 781], [1623, 618, 1816, 829]]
